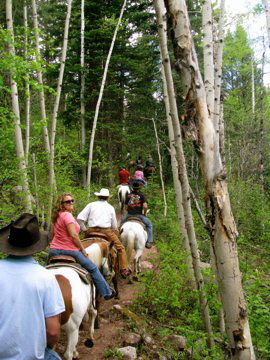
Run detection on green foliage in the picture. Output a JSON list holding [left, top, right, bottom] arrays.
[[104, 348, 123, 359]]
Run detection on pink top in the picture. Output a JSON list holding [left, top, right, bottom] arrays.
[[135, 170, 144, 180], [50, 211, 80, 251]]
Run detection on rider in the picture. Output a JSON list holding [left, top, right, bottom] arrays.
[[134, 165, 146, 186], [118, 165, 130, 185], [123, 181, 153, 249], [77, 188, 131, 278]]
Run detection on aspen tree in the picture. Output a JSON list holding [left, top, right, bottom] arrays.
[[202, 0, 214, 117], [80, 0, 86, 187], [152, 118, 167, 217], [6, 0, 33, 212], [160, 64, 195, 283], [48, 0, 73, 219], [23, 1, 30, 165], [264, 0, 270, 47], [164, 0, 255, 357], [213, 0, 225, 147], [86, 0, 127, 199], [154, 0, 213, 347]]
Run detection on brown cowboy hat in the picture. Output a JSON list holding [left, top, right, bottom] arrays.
[[0, 213, 49, 256]]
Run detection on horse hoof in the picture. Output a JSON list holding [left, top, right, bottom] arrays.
[[84, 339, 94, 348]]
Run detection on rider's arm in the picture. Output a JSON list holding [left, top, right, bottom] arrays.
[[46, 315, 61, 348], [66, 223, 87, 255], [143, 202, 148, 216], [77, 219, 87, 232], [77, 204, 91, 232]]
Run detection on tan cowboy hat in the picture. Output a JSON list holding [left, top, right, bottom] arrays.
[[94, 188, 110, 197], [0, 213, 49, 256]]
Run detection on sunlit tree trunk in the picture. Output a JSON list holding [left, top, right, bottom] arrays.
[[80, 0, 86, 187], [23, 2, 30, 166], [213, 0, 225, 148], [258, 47, 265, 193], [251, 59, 255, 115], [86, 0, 127, 199], [48, 0, 73, 220], [32, 0, 51, 155], [152, 117, 167, 217], [264, 0, 270, 47], [154, 0, 213, 347], [6, 0, 33, 212], [202, 0, 214, 118], [161, 65, 195, 283], [164, 0, 255, 357]]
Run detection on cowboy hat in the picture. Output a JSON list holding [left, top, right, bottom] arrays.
[[94, 188, 110, 197], [132, 182, 141, 189], [0, 213, 49, 256]]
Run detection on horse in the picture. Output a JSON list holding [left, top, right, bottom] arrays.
[[120, 219, 147, 281], [117, 184, 131, 217], [47, 261, 97, 360], [83, 235, 120, 299]]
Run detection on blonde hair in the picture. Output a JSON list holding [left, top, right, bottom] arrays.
[[52, 192, 74, 224]]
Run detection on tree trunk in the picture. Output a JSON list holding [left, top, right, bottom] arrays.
[[48, 0, 73, 220], [264, 0, 270, 47], [23, 2, 30, 166], [213, 0, 225, 148], [32, 0, 51, 155], [164, 0, 255, 357], [258, 47, 265, 193], [80, 0, 86, 187], [202, 0, 214, 118], [251, 59, 255, 115], [152, 117, 167, 217], [86, 0, 127, 199], [154, 0, 213, 347], [161, 64, 194, 281], [6, 0, 33, 213]]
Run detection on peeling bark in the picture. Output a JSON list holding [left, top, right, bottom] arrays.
[[164, 0, 255, 358]]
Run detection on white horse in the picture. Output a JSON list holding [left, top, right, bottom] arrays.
[[117, 184, 130, 217], [49, 267, 97, 360], [120, 220, 147, 280]]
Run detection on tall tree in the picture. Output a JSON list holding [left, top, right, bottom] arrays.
[[6, 0, 33, 213], [154, 0, 213, 347], [164, 0, 255, 357]]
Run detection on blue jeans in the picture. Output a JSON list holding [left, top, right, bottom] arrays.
[[122, 214, 153, 243], [44, 347, 61, 360], [48, 249, 111, 297]]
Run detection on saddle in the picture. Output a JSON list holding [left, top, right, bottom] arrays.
[[121, 216, 147, 231], [84, 231, 109, 241], [46, 257, 92, 285]]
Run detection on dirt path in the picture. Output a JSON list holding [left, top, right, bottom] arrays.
[[57, 246, 158, 360]]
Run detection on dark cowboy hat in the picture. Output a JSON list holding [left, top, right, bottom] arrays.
[[132, 181, 141, 189], [0, 213, 49, 256]]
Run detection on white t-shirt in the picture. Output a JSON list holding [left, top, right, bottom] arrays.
[[77, 200, 117, 230], [0, 256, 65, 360]]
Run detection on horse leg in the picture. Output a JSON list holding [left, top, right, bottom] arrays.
[[112, 274, 119, 299], [85, 306, 97, 348], [64, 326, 79, 360]]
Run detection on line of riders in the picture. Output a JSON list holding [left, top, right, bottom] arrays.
[[0, 156, 154, 359]]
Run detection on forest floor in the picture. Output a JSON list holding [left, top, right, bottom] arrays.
[[56, 245, 158, 360]]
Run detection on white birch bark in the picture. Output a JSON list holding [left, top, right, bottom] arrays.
[[213, 0, 225, 147], [6, 0, 33, 213], [202, 0, 214, 118], [80, 0, 86, 187], [164, 0, 255, 357], [161, 65, 195, 282], [258, 48, 265, 192], [23, 2, 30, 166], [152, 118, 167, 217], [154, 0, 213, 347], [32, 153, 40, 220], [86, 0, 127, 199], [48, 0, 73, 219], [264, 0, 270, 48], [32, 0, 51, 155], [251, 59, 255, 115]]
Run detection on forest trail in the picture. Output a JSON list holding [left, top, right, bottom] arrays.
[[56, 244, 158, 360]]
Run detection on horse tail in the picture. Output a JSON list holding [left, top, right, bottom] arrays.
[[123, 230, 135, 264]]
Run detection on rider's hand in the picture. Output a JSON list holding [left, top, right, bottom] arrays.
[[81, 249, 88, 257]]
